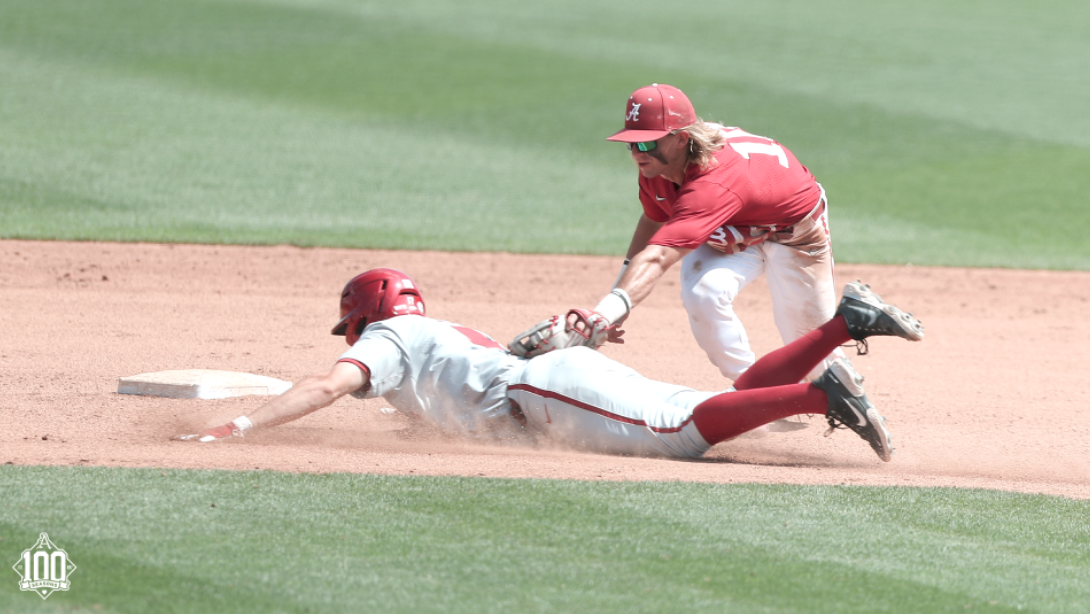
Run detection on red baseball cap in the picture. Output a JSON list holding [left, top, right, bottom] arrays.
[[606, 83, 697, 143]]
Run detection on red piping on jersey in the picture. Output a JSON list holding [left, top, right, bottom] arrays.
[[337, 358, 372, 394], [338, 358, 370, 377], [507, 383, 692, 434]]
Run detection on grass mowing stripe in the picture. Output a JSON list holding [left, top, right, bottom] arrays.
[[0, 0, 639, 147], [2, 466, 1087, 613], [255, 0, 1090, 147], [3, 42, 1088, 264], [828, 142, 1090, 268], [2, 0, 1089, 266], [0, 47, 637, 252]]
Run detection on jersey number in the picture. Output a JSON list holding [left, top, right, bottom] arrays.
[[729, 141, 789, 168]]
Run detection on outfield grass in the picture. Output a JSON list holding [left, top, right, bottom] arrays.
[[1, 0, 1088, 267], [2, 466, 1088, 613]]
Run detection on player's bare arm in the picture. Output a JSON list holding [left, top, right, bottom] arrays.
[[509, 242, 689, 358], [249, 361, 367, 429], [612, 214, 663, 286], [625, 214, 664, 261], [508, 224, 689, 358], [612, 243, 690, 308], [174, 360, 368, 441]]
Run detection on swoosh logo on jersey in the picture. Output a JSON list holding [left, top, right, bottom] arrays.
[[655, 195, 666, 201]]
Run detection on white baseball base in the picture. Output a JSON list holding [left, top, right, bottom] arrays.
[[118, 369, 292, 400]]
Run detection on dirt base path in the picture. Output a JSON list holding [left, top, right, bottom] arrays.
[[3, 240, 1088, 498]]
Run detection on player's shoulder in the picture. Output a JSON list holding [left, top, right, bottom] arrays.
[[378, 316, 500, 346], [360, 316, 473, 356], [715, 125, 769, 142], [360, 314, 436, 338]]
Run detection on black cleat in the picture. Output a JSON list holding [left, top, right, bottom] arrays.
[[813, 358, 894, 462], [837, 281, 924, 342]]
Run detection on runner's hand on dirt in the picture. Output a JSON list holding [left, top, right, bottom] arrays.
[[172, 420, 247, 442]]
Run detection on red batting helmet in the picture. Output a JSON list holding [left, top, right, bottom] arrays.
[[330, 268, 426, 345]]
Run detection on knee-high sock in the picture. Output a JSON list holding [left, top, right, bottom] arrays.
[[692, 384, 827, 445], [732, 316, 852, 391]]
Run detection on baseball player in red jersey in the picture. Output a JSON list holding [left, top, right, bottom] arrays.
[[532, 84, 844, 383], [175, 269, 924, 462]]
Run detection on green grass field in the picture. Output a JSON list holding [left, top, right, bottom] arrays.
[[2, 0, 1088, 266], [3, 467, 1089, 613], [3, 0, 1089, 611]]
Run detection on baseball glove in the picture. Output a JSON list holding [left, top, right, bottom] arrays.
[[508, 309, 622, 358]]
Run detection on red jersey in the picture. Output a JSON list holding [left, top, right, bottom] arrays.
[[639, 127, 823, 254]]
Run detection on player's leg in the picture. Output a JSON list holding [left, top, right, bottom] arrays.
[[508, 347, 717, 458], [691, 382, 825, 444], [733, 281, 925, 391], [692, 358, 894, 461], [679, 244, 765, 380], [762, 220, 842, 382], [732, 317, 852, 390]]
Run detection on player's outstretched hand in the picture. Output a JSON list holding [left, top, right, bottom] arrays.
[[605, 324, 625, 345], [569, 309, 625, 346], [172, 417, 252, 442]]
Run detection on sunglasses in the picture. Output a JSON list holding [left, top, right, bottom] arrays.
[[625, 131, 677, 153]]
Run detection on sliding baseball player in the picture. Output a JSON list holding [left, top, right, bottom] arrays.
[[176, 269, 923, 462]]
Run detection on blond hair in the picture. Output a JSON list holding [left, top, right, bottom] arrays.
[[681, 119, 726, 170]]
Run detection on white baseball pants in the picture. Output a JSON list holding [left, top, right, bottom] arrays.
[[679, 202, 842, 382], [507, 347, 722, 458]]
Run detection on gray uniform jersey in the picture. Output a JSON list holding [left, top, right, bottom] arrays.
[[339, 315, 526, 437], [338, 315, 720, 458]]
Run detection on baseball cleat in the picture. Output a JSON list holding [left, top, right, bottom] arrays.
[[813, 358, 894, 462], [837, 281, 924, 342]]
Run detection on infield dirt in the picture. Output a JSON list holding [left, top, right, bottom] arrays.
[[3, 240, 1088, 498]]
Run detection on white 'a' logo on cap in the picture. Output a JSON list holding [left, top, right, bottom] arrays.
[[626, 103, 641, 122]]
